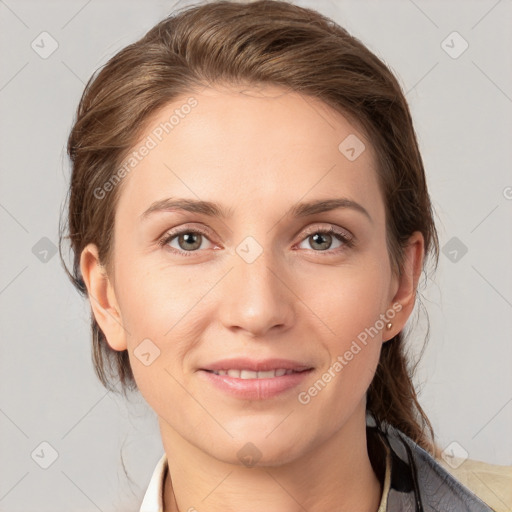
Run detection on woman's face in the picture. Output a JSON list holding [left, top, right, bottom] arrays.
[[82, 84, 421, 465]]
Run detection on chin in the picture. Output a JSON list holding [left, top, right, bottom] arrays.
[[209, 428, 310, 468]]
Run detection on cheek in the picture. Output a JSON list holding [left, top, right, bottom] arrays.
[[115, 256, 201, 337], [303, 258, 391, 343], [117, 277, 201, 414], [113, 258, 215, 389], [297, 278, 385, 431], [296, 259, 389, 401]]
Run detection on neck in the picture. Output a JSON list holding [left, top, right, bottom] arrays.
[[160, 409, 383, 512]]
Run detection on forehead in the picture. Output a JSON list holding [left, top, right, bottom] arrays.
[[115, 84, 383, 220]]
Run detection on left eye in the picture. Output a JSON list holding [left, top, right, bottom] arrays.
[[297, 227, 353, 252]]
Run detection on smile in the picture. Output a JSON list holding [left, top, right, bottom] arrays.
[[207, 368, 302, 378], [199, 368, 313, 400]]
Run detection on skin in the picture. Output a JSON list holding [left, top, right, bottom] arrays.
[[81, 84, 424, 512]]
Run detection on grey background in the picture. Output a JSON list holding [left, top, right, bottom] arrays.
[[0, 0, 511, 510]]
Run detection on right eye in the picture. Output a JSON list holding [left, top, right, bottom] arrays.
[[158, 228, 216, 256]]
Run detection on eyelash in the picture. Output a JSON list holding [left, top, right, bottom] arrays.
[[157, 225, 354, 257]]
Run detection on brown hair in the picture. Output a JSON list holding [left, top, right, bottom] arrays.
[[60, 0, 440, 455]]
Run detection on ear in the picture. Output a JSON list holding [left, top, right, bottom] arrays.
[[383, 231, 424, 342], [80, 243, 127, 351]]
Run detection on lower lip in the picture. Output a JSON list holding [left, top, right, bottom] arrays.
[[198, 369, 313, 400]]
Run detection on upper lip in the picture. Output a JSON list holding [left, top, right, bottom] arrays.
[[201, 358, 313, 372]]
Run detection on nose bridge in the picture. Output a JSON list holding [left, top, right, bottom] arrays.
[[218, 235, 294, 336], [235, 236, 282, 306]]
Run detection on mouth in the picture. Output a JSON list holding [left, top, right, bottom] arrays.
[[204, 368, 310, 379], [198, 359, 314, 400]]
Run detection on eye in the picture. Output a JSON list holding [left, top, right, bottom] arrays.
[[158, 224, 354, 257], [158, 227, 216, 256], [297, 226, 354, 254]]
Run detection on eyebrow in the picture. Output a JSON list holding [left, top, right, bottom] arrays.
[[140, 197, 372, 222]]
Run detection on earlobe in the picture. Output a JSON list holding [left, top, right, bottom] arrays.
[[383, 231, 424, 342], [79, 243, 128, 351]]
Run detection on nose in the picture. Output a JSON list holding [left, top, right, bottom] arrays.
[[217, 247, 295, 339]]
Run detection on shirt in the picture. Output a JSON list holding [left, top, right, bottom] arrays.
[[139, 451, 167, 512]]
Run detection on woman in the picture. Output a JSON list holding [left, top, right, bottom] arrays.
[[60, 1, 511, 510]]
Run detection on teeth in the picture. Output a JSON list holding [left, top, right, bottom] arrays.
[[211, 368, 298, 378], [257, 370, 276, 378], [240, 370, 258, 379]]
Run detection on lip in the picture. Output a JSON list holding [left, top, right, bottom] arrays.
[[201, 357, 313, 372], [198, 358, 314, 400]]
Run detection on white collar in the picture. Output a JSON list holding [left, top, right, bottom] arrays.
[[139, 452, 167, 512]]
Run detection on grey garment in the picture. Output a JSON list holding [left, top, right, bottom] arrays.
[[366, 418, 494, 512]]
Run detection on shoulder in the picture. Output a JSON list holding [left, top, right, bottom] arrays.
[[436, 456, 512, 512], [374, 422, 505, 511]]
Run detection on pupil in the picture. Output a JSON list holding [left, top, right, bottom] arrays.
[[312, 233, 330, 250], [181, 233, 200, 250]]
